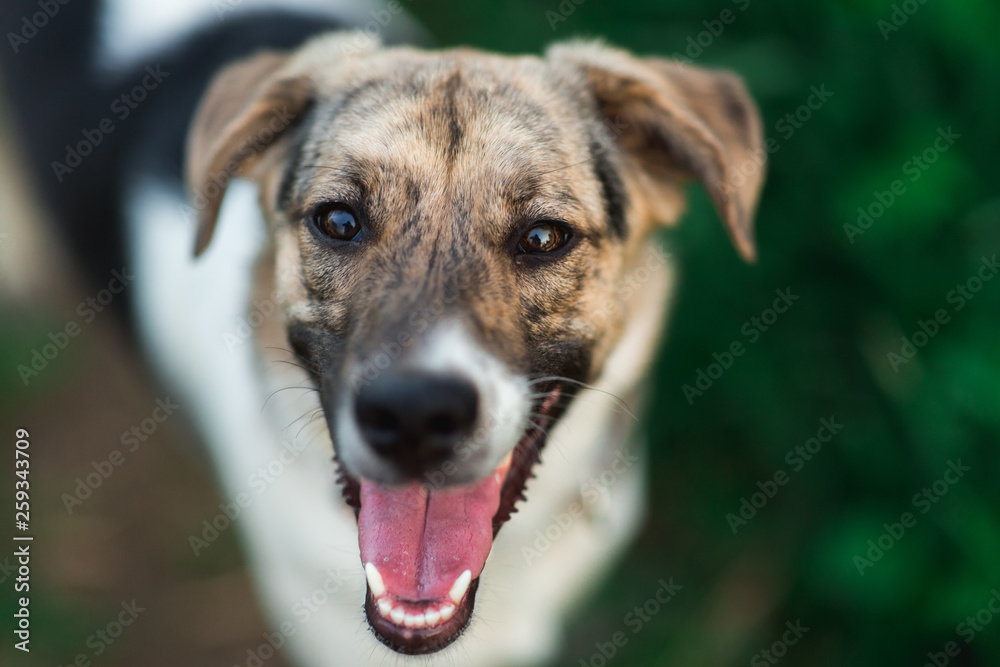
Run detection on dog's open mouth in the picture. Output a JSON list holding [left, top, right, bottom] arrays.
[[336, 386, 563, 654]]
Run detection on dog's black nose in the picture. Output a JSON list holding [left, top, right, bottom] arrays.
[[354, 373, 479, 469]]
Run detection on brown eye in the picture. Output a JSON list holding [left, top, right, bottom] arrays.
[[312, 205, 360, 241], [517, 222, 568, 254]]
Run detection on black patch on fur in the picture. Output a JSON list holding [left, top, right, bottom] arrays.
[[589, 139, 628, 240], [405, 178, 422, 210], [337, 156, 374, 200], [441, 70, 464, 163], [397, 208, 425, 237], [717, 78, 750, 140], [534, 336, 594, 385], [276, 106, 317, 211], [521, 299, 548, 325], [507, 173, 542, 208], [338, 78, 387, 113], [642, 126, 701, 178], [287, 320, 345, 385]]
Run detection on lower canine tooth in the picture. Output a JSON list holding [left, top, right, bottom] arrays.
[[449, 570, 472, 604], [390, 607, 405, 624], [439, 603, 456, 621], [365, 563, 386, 598]]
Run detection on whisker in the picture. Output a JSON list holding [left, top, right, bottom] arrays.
[[296, 409, 327, 439], [262, 385, 318, 411], [526, 375, 637, 420], [519, 415, 573, 462], [265, 345, 321, 375], [283, 406, 323, 432], [535, 154, 597, 179]]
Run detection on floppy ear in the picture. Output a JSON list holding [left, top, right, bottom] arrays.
[[185, 50, 313, 256], [547, 42, 766, 261]]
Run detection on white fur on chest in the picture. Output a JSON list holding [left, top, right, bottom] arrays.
[[126, 180, 673, 666]]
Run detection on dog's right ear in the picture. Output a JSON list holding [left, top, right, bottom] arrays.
[[185, 50, 313, 256]]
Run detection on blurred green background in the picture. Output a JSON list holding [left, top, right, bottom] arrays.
[[2, 0, 999, 666], [405, 0, 1000, 665]]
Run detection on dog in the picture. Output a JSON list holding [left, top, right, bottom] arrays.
[[2, 0, 764, 663]]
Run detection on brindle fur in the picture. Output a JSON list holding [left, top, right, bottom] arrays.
[[186, 31, 764, 478]]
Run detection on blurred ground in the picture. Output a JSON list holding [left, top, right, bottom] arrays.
[[0, 78, 288, 667]]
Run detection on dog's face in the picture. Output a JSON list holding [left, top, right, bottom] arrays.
[[187, 33, 764, 655]]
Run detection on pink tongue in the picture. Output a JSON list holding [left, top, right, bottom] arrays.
[[358, 472, 503, 601]]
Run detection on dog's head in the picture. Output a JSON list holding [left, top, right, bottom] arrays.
[[187, 33, 764, 655]]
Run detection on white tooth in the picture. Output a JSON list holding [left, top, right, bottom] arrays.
[[425, 608, 441, 626], [449, 570, 472, 604], [377, 599, 393, 617], [390, 607, 405, 624], [365, 563, 386, 598], [439, 603, 455, 621], [404, 613, 426, 628]]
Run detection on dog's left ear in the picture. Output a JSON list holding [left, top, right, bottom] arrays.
[[185, 50, 313, 256], [548, 42, 765, 261]]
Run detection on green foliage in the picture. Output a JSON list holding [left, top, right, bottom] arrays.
[[404, 1, 1000, 665]]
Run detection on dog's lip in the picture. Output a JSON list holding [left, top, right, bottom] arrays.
[[339, 386, 564, 654]]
